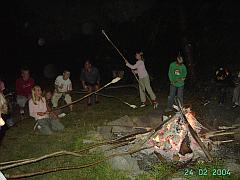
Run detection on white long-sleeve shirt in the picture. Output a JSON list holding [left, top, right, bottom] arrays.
[[126, 60, 148, 78], [29, 97, 49, 120]]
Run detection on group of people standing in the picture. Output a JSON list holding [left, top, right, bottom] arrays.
[[125, 51, 187, 111]]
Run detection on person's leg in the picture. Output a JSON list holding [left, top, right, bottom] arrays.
[[64, 94, 72, 111], [232, 87, 238, 104], [177, 86, 184, 105], [50, 119, 64, 131], [143, 75, 157, 101], [167, 85, 177, 110], [138, 78, 146, 105], [94, 84, 100, 103], [87, 85, 93, 105], [237, 86, 240, 105], [37, 119, 53, 135], [16, 95, 27, 114], [51, 92, 62, 108], [233, 86, 240, 107]]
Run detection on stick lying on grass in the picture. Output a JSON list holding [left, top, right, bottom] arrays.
[[4, 147, 150, 179], [95, 93, 137, 109]]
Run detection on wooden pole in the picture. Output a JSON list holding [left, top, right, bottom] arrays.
[[175, 98, 213, 161]]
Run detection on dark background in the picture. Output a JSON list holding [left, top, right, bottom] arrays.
[[1, 0, 240, 89]]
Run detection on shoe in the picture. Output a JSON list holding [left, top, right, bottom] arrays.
[[87, 102, 92, 106], [95, 100, 99, 104], [140, 103, 146, 108], [153, 102, 159, 109], [203, 100, 210, 106], [20, 109, 25, 115], [232, 103, 239, 108]]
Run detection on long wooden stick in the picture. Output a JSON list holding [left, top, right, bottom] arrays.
[[175, 98, 213, 161], [52, 77, 121, 111], [102, 30, 152, 105], [6, 147, 149, 179]]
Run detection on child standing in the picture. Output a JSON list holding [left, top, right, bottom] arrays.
[[125, 51, 158, 108]]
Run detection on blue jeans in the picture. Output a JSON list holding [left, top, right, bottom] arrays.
[[167, 85, 184, 109]]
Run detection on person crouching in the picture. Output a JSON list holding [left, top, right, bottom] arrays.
[[52, 70, 73, 111], [29, 86, 64, 135]]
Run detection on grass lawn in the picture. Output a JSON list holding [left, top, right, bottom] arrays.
[[0, 88, 239, 179]]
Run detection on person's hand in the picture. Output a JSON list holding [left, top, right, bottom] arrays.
[[59, 84, 63, 89], [37, 112, 46, 116], [84, 85, 88, 90]]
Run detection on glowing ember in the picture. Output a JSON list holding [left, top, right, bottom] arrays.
[[145, 109, 217, 162]]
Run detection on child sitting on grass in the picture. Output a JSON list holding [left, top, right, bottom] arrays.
[[43, 90, 66, 119], [29, 85, 64, 135]]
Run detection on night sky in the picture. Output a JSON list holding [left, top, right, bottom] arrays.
[[1, 1, 240, 87]]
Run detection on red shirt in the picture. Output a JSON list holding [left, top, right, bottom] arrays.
[[16, 77, 35, 98]]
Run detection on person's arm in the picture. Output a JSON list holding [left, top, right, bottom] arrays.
[[54, 76, 60, 93], [168, 63, 176, 83], [80, 70, 87, 89], [68, 81, 73, 92], [126, 61, 139, 70], [29, 100, 37, 119]]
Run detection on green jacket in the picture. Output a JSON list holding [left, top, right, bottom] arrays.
[[168, 61, 187, 87]]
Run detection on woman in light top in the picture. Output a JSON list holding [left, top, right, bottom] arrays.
[[29, 85, 64, 135], [125, 51, 158, 108]]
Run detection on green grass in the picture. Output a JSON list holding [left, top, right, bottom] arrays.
[[0, 89, 151, 179], [1, 88, 239, 180]]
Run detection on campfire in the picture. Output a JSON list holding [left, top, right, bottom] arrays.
[[139, 108, 214, 162]]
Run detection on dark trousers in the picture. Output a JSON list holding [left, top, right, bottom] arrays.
[[167, 85, 184, 109], [217, 84, 227, 104]]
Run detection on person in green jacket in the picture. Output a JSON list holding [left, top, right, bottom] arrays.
[[166, 55, 187, 112]]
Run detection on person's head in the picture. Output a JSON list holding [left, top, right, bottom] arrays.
[[43, 90, 52, 101], [176, 55, 183, 65], [63, 70, 70, 80], [21, 67, 30, 81], [135, 51, 144, 61], [31, 85, 43, 104], [84, 60, 92, 71]]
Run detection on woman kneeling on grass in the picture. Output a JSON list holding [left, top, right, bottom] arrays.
[[29, 85, 64, 135]]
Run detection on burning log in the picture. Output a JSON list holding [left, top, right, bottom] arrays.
[[175, 98, 213, 161]]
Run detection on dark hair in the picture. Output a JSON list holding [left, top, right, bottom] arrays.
[[135, 50, 144, 61], [84, 59, 92, 65], [21, 66, 30, 72], [63, 70, 70, 73]]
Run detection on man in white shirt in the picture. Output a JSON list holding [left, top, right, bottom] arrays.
[[52, 70, 73, 111]]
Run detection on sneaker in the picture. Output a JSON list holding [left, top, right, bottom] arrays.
[[203, 100, 210, 106], [58, 113, 66, 118], [20, 109, 25, 115], [153, 102, 159, 109], [232, 103, 239, 108], [140, 103, 146, 108]]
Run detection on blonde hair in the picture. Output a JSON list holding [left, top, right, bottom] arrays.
[[0, 93, 7, 114], [31, 85, 44, 105]]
